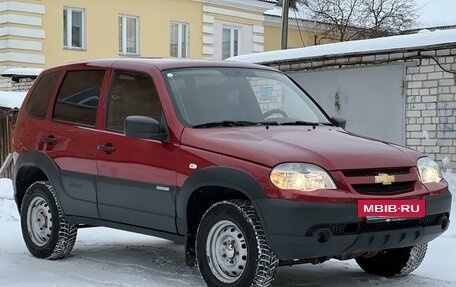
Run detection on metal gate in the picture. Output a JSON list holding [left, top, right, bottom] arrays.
[[0, 108, 17, 178], [289, 64, 406, 145]]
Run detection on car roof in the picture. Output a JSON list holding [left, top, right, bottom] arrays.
[[49, 58, 278, 72]]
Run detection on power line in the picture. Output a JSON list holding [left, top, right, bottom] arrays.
[[294, 9, 306, 47]]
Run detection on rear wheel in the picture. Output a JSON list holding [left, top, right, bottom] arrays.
[[20, 181, 78, 259], [196, 200, 278, 287], [356, 243, 428, 277]]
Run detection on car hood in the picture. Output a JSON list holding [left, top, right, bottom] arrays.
[[181, 126, 421, 170]]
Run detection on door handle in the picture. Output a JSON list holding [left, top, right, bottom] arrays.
[[41, 135, 57, 144], [98, 144, 116, 153]]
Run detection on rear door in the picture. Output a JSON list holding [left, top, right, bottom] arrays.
[[44, 69, 106, 218], [96, 68, 177, 232]]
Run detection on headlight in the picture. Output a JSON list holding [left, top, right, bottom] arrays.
[[270, 163, 337, 192], [417, 157, 442, 183]]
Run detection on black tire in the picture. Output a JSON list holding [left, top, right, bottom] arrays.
[[356, 243, 428, 277], [196, 200, 278, 287], [20, 181, 78, 260]]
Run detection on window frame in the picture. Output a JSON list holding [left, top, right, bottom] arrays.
[[106, 69, 164, 133], [162, 67, 333, 128], [52, 69, 106, 128], [222, 26, 241, 60], [26, 71, 61, 119], [170, 21, 190, 58], [118, 14, 140, 56], [63, 7, 86, 50]]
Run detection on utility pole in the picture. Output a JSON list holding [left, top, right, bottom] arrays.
[[280, 0, 290, 49]]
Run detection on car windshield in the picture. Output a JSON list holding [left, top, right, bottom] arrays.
[[164, 67, 332, 128]]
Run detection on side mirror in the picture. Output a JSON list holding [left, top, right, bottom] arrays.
[[331, 116, 346, 129], [124, 115, 168, 141]]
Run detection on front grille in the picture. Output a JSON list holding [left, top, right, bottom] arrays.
[[343, 167, 410, 177], [342, 166, 417, 195], [307, 214, 445, 236], [352, 181, 415, 195]]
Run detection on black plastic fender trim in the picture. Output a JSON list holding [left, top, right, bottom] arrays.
[[14, 151, 99, 218], [175, 166, 268, 235]]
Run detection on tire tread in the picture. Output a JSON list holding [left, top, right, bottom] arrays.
[[23, 181, 78, 260], [198, 200, 279, 287]]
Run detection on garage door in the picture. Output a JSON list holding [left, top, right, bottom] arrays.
[[289, 64, 405, 145]]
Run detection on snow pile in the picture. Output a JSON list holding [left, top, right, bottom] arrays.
[[0, 91, 27, 109], [228, 29, 456, 64], [443, 171, 456, 196], [0, 178, 13, 200], [0, 179, 18, 222]]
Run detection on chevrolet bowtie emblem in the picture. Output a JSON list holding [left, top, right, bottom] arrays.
[[375, 173, 395, 185]]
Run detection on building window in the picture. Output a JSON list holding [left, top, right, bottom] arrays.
[[170, 22, 189, 58], [119, 15, 139, 56], [63, 8, 85, 49], [222, 27, 240, 60]]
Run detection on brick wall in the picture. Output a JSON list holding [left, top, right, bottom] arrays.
[[404, 48, 456, 170], [264, 46, 456, 170]]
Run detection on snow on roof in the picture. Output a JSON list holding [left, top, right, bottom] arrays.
[[0, 92, 27, 109], [1, 68, 42, 77], [228, 29, 456, 64]]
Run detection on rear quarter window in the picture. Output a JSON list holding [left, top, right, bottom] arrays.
[[53, 70, 105, 126], [26, 71, 60, 118]]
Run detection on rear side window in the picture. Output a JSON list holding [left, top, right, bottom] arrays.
[[26, 71, 60, 118], [107, 70, 163, 132], [53, 70, 105, 126]]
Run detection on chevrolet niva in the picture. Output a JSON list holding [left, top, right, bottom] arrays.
[[12, 59, 451, 286]]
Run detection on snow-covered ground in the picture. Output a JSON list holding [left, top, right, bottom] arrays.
[[0, 175, 454, 287]]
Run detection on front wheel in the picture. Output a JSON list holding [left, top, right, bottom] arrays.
[[196, 200, 278, 287], [356, 243, 428, 277], [20, 181, 78, 260]]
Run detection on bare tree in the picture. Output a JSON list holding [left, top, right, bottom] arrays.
[[360, 0, 417, 38], [302, 0, 417, 41], [304, 0, 363, 41]]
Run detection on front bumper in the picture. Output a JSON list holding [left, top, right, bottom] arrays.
[[254, 191, 452, 260]]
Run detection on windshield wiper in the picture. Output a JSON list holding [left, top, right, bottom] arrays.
[[192, 120, 284, 129], [281, 121, 334, 126], [192, 120, 259, 128]]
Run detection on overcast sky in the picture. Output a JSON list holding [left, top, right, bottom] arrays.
[[415, 0, 456, 27]]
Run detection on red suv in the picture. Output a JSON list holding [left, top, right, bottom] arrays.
[[12, 59, 451, 286]]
